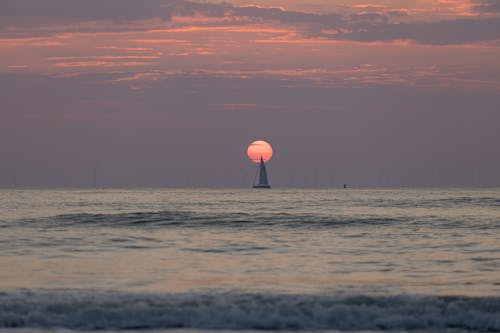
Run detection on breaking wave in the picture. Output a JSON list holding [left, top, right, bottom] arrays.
[[1, 291, 499, 331]]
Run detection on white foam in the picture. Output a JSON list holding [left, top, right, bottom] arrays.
[[0, 291, 499, 331]]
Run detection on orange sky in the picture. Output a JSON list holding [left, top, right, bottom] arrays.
[[1, 0, 499, 90]]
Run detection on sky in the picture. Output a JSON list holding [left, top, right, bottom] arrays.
[[1, 0, 500, 188]]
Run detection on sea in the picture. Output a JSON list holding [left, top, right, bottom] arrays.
[[0, 188, 499, 333]]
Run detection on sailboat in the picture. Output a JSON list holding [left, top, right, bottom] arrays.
[[253, 156, 271, 189]]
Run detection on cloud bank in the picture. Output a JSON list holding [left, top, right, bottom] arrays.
[[473, 0, 500, 13], [1, 0, 500, 45]]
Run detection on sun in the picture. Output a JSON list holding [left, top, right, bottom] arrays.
[[247, 140, 273, 163]]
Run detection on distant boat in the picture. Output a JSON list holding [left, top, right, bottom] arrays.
[[253, 156, 271, 189]]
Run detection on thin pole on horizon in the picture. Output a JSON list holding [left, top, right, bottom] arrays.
[[287, 169, 294, 188], [93, 168, 97, 189], [312, 168, 319, 188], [469, 168, 476, 187]]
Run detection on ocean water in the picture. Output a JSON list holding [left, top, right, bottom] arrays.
[[0, 188, 499, 332]]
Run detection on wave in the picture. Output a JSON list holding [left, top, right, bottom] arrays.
[[14, 210, 495, 231], [1, 291, 499, 331], [13, 211, 408, 230], [355, 196, 500, 209]]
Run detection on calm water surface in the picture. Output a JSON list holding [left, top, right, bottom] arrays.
[[0, 188, 499, 332]]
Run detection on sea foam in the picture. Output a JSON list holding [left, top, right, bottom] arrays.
[[1, 291, 499, 331]]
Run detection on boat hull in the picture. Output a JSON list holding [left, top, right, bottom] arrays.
[[253, 185, 271, 189]]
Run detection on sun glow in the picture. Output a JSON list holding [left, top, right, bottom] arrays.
[[247, 140, 273, 163]]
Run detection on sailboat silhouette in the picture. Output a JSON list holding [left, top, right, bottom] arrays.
[[253, 156, 271, 189]]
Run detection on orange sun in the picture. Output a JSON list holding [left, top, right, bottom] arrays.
[[247, 140, 273, 163]]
